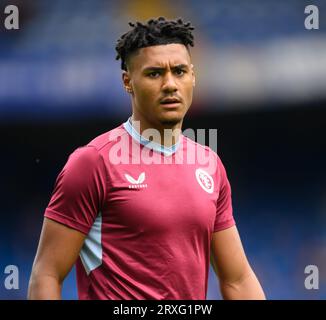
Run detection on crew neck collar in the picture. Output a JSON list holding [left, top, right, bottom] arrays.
[[123, 118, 181, 156]]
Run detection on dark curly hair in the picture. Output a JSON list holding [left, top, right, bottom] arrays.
[[115, 17, 195, 71]]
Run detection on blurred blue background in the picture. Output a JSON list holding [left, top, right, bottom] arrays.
[[0, 0, 325, 299]]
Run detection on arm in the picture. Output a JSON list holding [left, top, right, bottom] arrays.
[[28, 146, 107, 299], [210, 226, 265, 300], [28, 218, 86, 300]]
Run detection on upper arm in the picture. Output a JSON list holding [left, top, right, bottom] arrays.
[[32, 146, 107, 281], [213, 155, 235, 232], [31, 217, 86, 283], [210, 226, 252, 284], [44, 146, 107, 233]]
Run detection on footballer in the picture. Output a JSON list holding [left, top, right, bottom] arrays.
[[28, 17, 265, 300]]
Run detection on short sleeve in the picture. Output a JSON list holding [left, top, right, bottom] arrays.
[[213, 157, 236, 232], [44, 146, 107, 235]]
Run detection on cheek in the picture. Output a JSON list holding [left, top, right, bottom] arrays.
[[181, 80, 194, 100], [135, 80, 159, 100]]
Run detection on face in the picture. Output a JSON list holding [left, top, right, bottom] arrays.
[[123, 43, 195, 129]]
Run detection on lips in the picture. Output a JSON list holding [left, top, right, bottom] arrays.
[[160, 98, 181, 105]]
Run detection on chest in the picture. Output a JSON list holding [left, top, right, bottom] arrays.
[[104, 163, 219, 235]]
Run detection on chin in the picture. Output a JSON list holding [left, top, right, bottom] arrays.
[[159, 113, 184, 127]]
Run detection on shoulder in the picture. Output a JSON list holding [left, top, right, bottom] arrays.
[[87, 124, 128, 152], [182, 134, 218, 157], [67, 145, 102, 169], [64, 123, 130, 177], [182, 134, 225, 173], [64, 124, 127, 172]]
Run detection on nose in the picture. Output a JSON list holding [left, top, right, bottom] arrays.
[[162, 72, 177, 93]]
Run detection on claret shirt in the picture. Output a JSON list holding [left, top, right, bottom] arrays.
[[44, 119, 235, 299]]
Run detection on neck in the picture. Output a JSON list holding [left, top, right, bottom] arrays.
[[130, 114, 182, 148]]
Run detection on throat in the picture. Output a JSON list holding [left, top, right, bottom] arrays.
[[130, 117, 182, 148]]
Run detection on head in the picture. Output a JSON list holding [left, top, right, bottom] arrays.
[[115, 17, 196, 129]]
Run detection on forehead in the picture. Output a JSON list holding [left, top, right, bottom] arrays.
[[128, 43, 191, 70]]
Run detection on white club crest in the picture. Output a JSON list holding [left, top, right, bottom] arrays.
[[195, 168, 214, 194]]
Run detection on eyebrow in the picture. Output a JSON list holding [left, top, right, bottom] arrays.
[[143, 64, 189, 72]]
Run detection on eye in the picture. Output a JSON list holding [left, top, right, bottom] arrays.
[[174, 69, 185, 76], [148, 71, 160, 78]]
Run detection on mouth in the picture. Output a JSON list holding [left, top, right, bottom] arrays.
[[159, 98, 182, 108]]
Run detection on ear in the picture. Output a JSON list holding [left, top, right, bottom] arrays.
[[122, 71, 133, 93]]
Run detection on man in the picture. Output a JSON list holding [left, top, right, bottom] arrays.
[[28, 17, 265, 300]]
